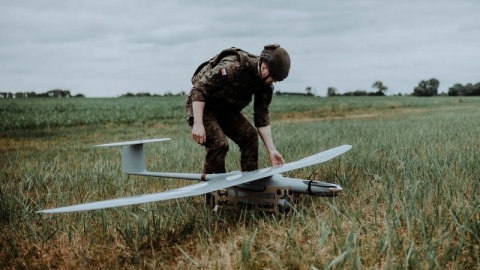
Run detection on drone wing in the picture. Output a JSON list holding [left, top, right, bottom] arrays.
[[38, 144, 351, 213]]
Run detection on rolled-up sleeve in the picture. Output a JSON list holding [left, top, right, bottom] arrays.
[[190, 86, 206, 103], [253, 86, 273, 127]]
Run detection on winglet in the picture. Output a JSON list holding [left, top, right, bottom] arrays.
[[95, 138, 171, 174]]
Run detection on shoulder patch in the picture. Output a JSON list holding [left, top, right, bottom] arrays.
[[220, 67, 227, 76]]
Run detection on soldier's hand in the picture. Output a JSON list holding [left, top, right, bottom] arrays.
[[192, 123, 206, 145], [270, 150, 284, 166]]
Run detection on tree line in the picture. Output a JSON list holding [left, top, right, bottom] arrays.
[[119, 91, 186, 97], [0, 89, 83, 99], [3, 79, 480, 99], [327, 79, 480, 97]]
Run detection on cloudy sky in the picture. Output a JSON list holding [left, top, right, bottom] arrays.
[[1, 0, 479, 97]]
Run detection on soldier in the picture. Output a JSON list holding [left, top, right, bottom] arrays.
[[185, 44, 291, 176]]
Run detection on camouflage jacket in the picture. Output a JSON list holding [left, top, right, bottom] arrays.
[[185, 47, 273, 127]]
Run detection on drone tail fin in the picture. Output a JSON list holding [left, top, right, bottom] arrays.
[[95, 138, 171, 175], [122, 143, 147, 174]]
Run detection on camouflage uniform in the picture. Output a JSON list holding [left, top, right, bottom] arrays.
[[185, 47, 273, 174]]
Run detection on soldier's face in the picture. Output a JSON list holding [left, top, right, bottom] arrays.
[[260, 62, 276, 85]]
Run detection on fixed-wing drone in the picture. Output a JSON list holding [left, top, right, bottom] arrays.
[[38, 139, 352, 214]]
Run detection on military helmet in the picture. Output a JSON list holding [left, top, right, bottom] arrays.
[[260, 44, 290, 82]]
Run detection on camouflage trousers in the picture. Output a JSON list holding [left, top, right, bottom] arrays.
[[189, 109, 259, 174]]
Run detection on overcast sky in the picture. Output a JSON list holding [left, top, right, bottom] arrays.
[[1, 0, 479, 97]]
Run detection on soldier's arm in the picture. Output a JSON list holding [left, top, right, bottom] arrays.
[[253, 85, 273, 127], [258, 125, 284, 166], [192, 101, 206, 145], [190, 56, 238, 145]]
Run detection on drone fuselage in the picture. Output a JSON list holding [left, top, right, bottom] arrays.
[[235, 173, 342, 197]]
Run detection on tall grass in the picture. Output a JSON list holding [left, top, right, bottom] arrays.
[[0, 97, 185, 130], [1, 96, 479, 269], [0, 95, 475, 131]]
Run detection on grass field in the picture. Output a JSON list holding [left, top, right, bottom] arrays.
[[1, 96, 479, 269]]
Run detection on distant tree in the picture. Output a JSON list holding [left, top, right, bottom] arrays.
[[15, 92, 27, 98], [305, 86, 313, 96], [372, 81, 388, 94], [327, 87, 337, 97], [0, 92, 13, 98], [465, 83, 474, 96], [352, 90, 367, 96], [413, 86, 426, 96], [471, 83, 480, 96], [368, 91, 385, 96], [448, 83, 463, 96], [464, 83, 480, 96], [413, 78, 439, 96], [448, 82, 480, 96], [47, 89, 71, 98]]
